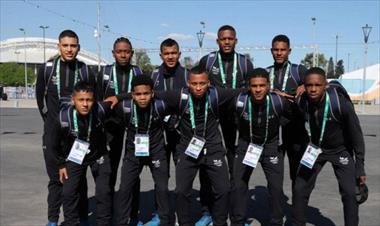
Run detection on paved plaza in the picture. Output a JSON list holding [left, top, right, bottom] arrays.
[[0, 104, 379, 226]]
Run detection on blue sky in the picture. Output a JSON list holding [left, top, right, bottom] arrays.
[[1, 0, 379, 71]]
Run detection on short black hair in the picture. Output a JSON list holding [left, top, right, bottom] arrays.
[[272, 34, 290, 46], [113, 37, 133, 50], [248, 68, 270, 82], [305, 67, 326, 78], [59, 30, 79, 42], [160, 38, 179, 52], [73, 81, 94, 94], [218, 25, 236, 37], [131, 74, 154, 90], [188, 65, 208, 80]]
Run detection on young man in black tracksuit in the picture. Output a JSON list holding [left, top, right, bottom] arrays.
[[292, 67, 366, 226], [230, 68, 292, 226], [55, 82, 112, 226], [197, 25, 254, 225], [114, 75, 170, 226], [152, 38, 189, 167], [35, 30, 96, 226], [149, 38, 189, 225], [266, 34, 308, 198], [156, 65, 241, 226], [97, 37, 142, 223]]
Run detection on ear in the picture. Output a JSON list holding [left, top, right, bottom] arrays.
[[178, 51, 182, 59], [77, 44, 81, 52], [151, 91, 155, 98], [235, 38, 238, 45], [289, 48, 292, 55], [71, 96, 75, 105], [159, 52, 164, 61], [131, 50, 134, 57]]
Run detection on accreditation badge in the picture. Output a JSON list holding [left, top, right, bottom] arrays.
[[135, 134, 149, 157], [185, 136, 206, 159], [67, 139, 90, 165], [242, 143, 263, 168], [300, 143, 322, 169]]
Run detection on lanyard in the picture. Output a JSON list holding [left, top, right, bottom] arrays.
[[133, 102, 153, 134], [248, 95, 270, 146], [56, 59, 78, 98], [270, 61, 290, 91], [305, 93, 330, 147], [73, 109, 92, 142], [112, 64, 133, 95], [217, 52, 237, 88], [188, 95, 209, 137]]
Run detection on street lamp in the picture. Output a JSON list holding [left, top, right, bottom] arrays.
[[361, 24, 372, 113], [19, 28, 28, 99], [39, 25, 49, 63], [311, 17, 316, 67], [196, 21, 206, 61]]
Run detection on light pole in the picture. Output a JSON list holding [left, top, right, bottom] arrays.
[[311, 17, 316, 67], [39, 25, 49, 63], [19, 28, 28, 99], [196, 21, 206, 61], [361, 24, 372, 113]]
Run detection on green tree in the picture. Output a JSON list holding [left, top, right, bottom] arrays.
[[335, 60, 345, 78], [301, 52, 328, 69], [0, 62, 35, 86], [133, 50, 155, 74], [327, 57, 335, 78]]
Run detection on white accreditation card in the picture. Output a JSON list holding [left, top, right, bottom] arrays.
[[242, 143, 263, 168], [67, 139, 90, 165], [135, 134, 150, 157], [163, 115, 171, 123], [300, 143, 322, 169], [185, 136, 206, 159]]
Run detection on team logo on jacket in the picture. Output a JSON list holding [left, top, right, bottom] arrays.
[[339, 156, 349, 165], [109, 81, 115, 89], [269, 156, 279, 165], [213, 159, 223, 167], [211, 66, 220, 75], [152, 160, 161, 168], [96, 156, 105, 165], [103, 74, 110, 80], [52, 76, 57, 85]]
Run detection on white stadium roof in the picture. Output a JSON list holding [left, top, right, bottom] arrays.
[[0, 37, 109, 65]]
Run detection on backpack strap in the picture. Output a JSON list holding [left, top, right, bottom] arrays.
[[102, 65, 113, 97], [207, 86, 219, 117], [151, 68, 161, 89], [122, 99, 134, 125], [235, 92, 248, 118], [205, 51, 218, 73], [290, 64, 301, 86], [154, 99, 167, 119], [179, 87, 190, 117], [269, 92, 283, 118], [327, 88, 342, 122], [237, 54, 248, 78], [78, 61, 89, 82], [132, 66, 143, 76], [59, 106, 72, 133]]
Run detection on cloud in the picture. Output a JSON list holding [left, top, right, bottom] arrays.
[[160, 23, 169, 28], [205, 32, 217, 40], [158, 33, 194, 41]]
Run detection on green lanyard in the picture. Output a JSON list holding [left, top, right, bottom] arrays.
[[73, 109, 92, 142], [112, 64, 133, 95], [305, 93, 330, 147], [269, 61, 290, 91], [188, 95, 209, 137], [248, 95, 270, 146], [56, 59, 79, 98], [133, 102, 153, 134], [217, 52, 237, 88]]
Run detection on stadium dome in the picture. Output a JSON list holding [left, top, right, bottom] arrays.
[[0, 37, 109, 65]]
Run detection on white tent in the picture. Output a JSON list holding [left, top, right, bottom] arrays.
[[338, 63, 380, 103]]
